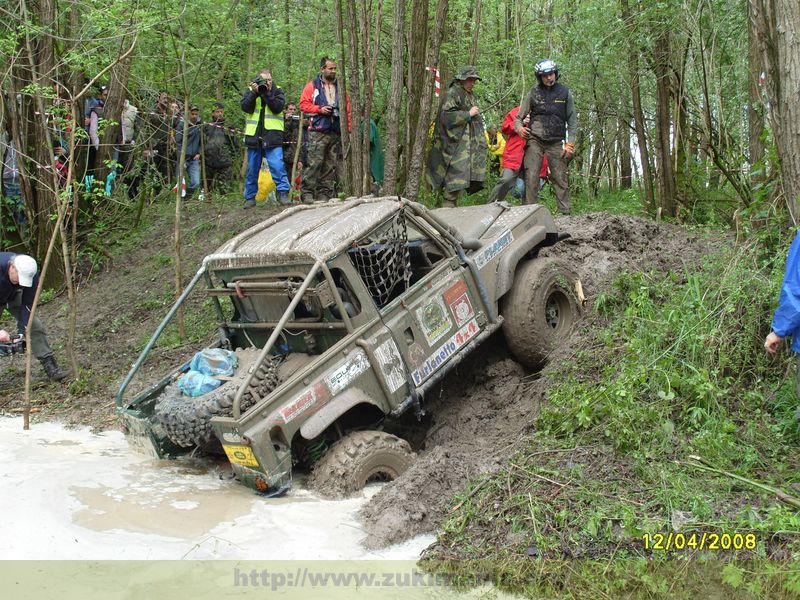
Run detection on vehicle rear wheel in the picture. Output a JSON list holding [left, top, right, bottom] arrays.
[[500, 257, 581, 369], [154, 354, 281, 448], [309, 430, 415, 498]]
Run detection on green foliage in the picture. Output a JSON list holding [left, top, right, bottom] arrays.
[[430, 233, 800, 596]]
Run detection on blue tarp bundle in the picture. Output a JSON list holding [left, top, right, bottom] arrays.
[[179, 349, 238, 397]]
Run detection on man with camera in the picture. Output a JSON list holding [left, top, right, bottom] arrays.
[[0, 253, 69, 381], [299, 57, 350, 203], [240, 68, 291, 209]]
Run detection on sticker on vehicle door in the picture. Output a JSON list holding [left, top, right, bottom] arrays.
[[375, 338, 406, 393], [416, 296, 453, 346], [326, 349, 370, 395], [411, 318, 480, 385], [444, 279, 475, 327]]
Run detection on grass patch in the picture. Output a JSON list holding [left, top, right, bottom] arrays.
[[425, 234, 800, 596]]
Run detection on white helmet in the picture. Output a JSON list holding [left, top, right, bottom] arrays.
[[12, 254, 38, 287], [535, 59, 559, 82]]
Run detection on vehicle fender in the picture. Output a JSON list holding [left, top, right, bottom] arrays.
[[495, 225, 547, 299], [299, 388, 383, 440]]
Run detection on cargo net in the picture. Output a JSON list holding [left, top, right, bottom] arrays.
[[349, 211, 411, 307]]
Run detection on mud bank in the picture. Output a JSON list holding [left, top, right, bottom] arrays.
[[359, 213, 722, 548]]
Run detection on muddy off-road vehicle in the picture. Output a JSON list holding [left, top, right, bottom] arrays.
[[117, 197, 582, 496]]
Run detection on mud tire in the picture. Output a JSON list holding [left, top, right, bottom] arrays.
[[154, 355, 281, 448], [310, 431, 415, 497], [500, 257, 581, 369]]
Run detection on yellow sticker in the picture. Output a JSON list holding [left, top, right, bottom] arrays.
[[223, 444, 260, 467]]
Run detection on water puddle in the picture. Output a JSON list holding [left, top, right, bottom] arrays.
[[0, 416, 433, 559]]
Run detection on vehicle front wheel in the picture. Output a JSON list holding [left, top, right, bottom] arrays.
[[500, 257, 582, 369], [309, 430, 415, 498]]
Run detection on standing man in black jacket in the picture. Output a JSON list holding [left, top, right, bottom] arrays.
[[240, 68, 290, 208], [515, 59, 578, 214], [175, 105, 202, 199], [0, 253, 69, 381]]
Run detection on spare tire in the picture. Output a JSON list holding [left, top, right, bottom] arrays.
[[500, 257, 582, 369], [154, 352, 282, 448]]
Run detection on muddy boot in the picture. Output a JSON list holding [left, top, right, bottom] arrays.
[[277, 191, 291, 206], [39, 355, 69, 381]]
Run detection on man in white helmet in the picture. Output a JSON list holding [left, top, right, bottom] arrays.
[[0, 252, 69, 381], [515, 58, 577, 214]]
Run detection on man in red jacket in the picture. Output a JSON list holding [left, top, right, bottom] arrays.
[[488, 106, 527, 203], [299, 57, 350, 203]]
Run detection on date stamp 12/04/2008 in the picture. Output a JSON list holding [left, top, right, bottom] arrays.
[[642, 532, 758, 552]]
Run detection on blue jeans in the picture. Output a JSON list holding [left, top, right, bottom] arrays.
[[244, 145, 290, 201], [181, 158, 200, 193]]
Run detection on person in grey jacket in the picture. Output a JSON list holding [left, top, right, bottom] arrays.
[[515, 59, 577, 214]]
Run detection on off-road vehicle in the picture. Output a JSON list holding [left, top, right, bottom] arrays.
[[117, 197, 582, 496]]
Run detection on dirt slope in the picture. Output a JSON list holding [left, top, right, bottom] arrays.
[[0, 198, 281, 426], [359, 213, 723, 548]]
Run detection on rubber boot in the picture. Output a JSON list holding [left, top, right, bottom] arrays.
[[39, 355, 69, 381], [277, 191, 291, 206]]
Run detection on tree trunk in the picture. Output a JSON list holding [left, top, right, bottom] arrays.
[[382, 0, 405, 194], [619, 117, 632, 189], [653, 31, 677, 217], [468, 0, 482, 65], [16, 0, 64, 284], [404, 0, 449, 201], [750, 0, 800, 218], [747, 1, 766, 181], [404, 0, 429, 184], [620, 0, 655, 214], [96, 41, 133, 185], [338, 0, 364, 196]]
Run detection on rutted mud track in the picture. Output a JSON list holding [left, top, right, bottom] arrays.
[[359, 213, 723, 548]]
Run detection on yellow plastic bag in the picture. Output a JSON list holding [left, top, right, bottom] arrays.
[[255, 163, 275, 202]]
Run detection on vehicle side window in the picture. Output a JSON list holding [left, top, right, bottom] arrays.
[[328, 268, 361, 319]]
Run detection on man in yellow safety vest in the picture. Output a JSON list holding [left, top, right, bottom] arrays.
[[240, 68, 291, 209]]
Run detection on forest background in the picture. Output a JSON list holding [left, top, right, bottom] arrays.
[[1, 0, 799, 266]]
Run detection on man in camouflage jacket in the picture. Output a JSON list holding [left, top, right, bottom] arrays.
[[426, 66, 487, 207]]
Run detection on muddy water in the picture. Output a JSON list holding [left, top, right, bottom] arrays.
[[0, 417, 433, 559]]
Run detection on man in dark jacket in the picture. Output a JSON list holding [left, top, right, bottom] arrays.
[[0, 253, 69, 381], [515, 58, 577, 214], [203, 102, 239, 192], [241, 68, 290, 208], [175, 105, 202, 198], [283, 102, 301, 188]]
